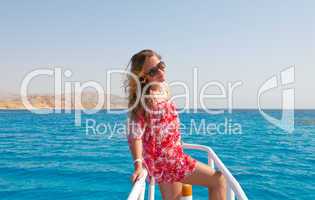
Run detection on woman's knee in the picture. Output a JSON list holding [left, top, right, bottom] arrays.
[[209, 171, 227, 190], [215, 171, 227, 188]]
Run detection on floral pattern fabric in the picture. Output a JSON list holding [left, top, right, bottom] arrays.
[[127, 99, 197, 183]]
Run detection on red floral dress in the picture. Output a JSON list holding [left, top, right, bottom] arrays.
[[127, 99, 197, 184]]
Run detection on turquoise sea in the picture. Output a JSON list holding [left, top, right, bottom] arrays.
[[0, 110, 314, 200]]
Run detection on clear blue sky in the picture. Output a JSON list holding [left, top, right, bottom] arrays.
[[0, 0, 314, 108]]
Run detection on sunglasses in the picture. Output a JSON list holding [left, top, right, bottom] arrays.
[[145, 61, 166, 77]]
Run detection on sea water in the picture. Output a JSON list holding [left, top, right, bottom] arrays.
[[0, 109, 314, 200]]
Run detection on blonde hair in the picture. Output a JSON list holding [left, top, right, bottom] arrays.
[[124, 49, 170, 121]]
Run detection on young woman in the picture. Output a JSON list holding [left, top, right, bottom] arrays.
[[125, 49, 227, 200]]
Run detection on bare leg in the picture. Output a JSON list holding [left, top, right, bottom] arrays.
[[180, 161, 227, 200], [158, 181, 182, 200]]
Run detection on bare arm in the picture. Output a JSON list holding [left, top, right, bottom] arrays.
[[127, 116, 146, 183], [129, 138, 143, 170]]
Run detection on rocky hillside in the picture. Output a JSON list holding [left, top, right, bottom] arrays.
[[0, 92, 128, 110]]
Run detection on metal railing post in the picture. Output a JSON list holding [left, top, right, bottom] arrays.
[[148, 176, 155, 200], [183, 143, 248, 200], [226, 184, 235, 200]]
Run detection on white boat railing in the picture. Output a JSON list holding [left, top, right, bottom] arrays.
[[127, 143, 248, 200], [182, 143, 248, 200], [127, 168, 147, 200]]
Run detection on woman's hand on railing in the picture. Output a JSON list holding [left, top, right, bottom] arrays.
[[130, 166, 145, 184]]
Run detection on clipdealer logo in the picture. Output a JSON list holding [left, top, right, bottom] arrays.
[[257, 66, 295, 133], [19, 66, 295, 134]]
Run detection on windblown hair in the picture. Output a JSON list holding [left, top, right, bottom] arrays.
[[124, 49, 162, 121]]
